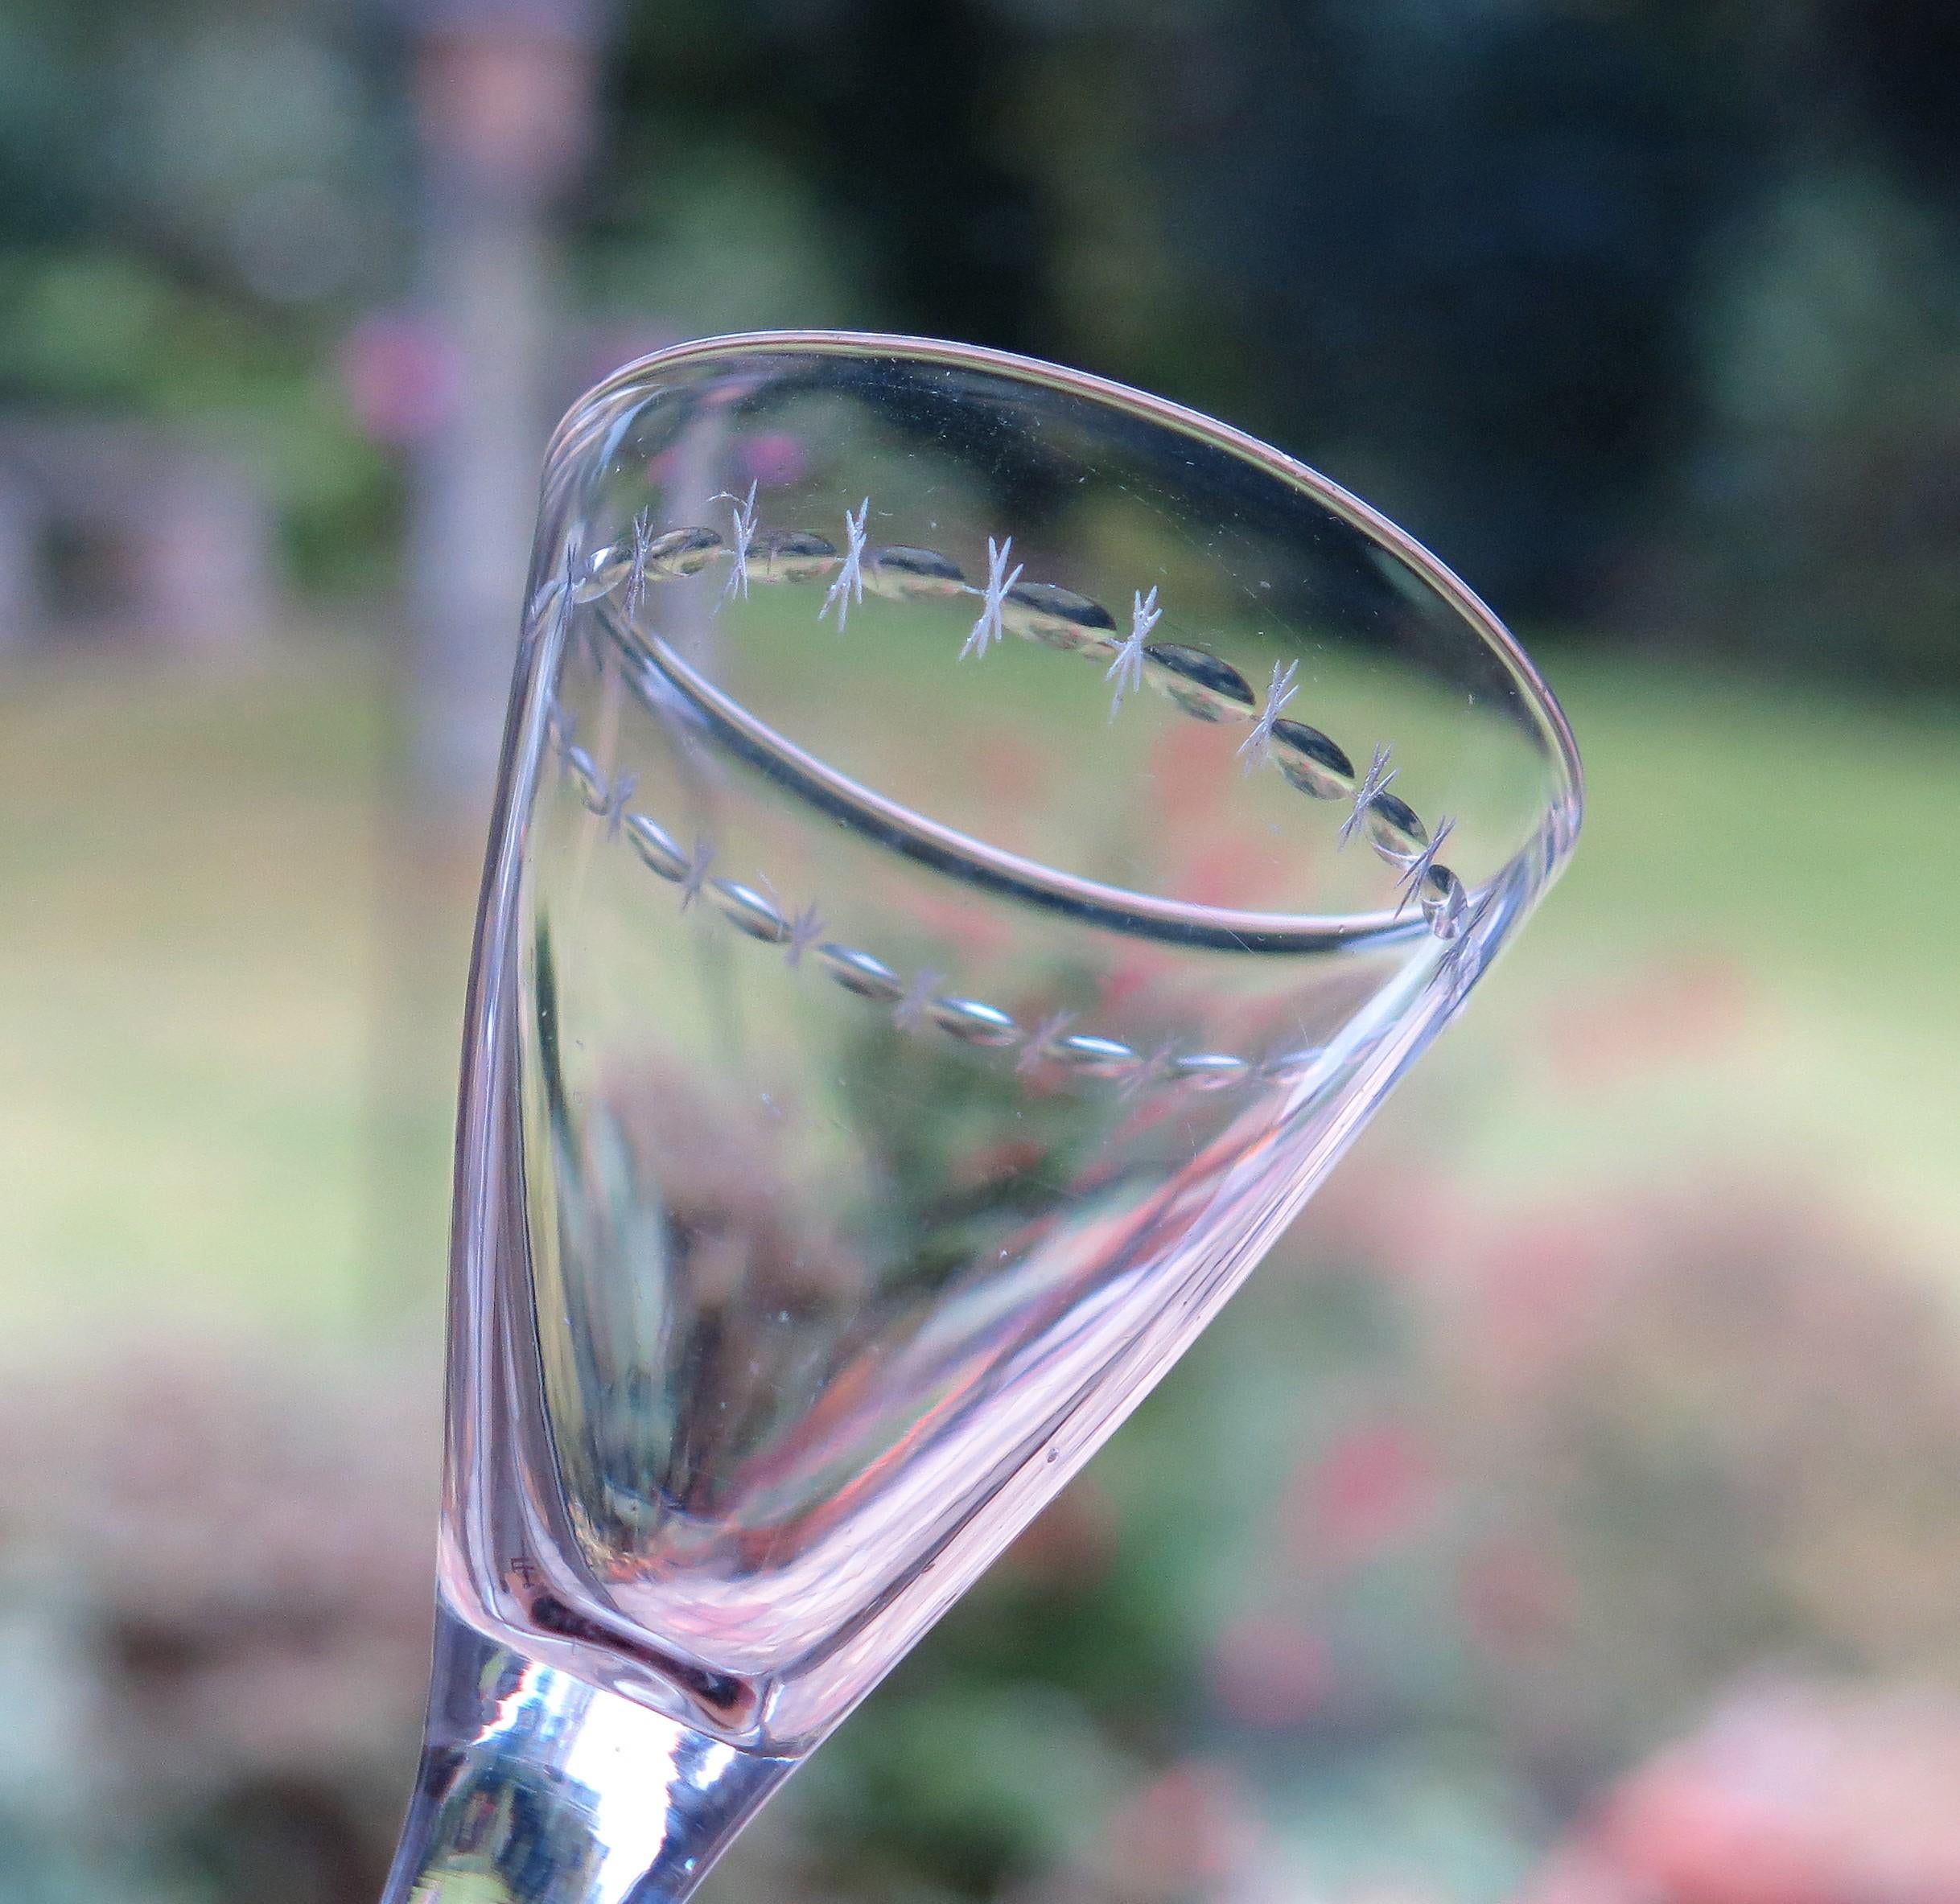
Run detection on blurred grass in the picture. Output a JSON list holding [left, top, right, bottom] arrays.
[[1449, 655, 1960, 1265], [1, 644, 1954, 1343], [0, 644, 465, 1344]]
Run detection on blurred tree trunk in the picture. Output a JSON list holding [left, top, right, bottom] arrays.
[[408, 201, 550, 816], [406, 2, 603, 819]]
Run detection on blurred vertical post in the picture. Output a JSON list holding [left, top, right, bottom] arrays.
[[370, 2, 607, 1332], [406, 0, 604, 815]]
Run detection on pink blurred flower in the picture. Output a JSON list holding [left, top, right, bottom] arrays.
[[1210, 1611, 1334, 1729], [1464, 1207, 1618, 1384], [1182, 832, 1280, 912], [1517, 1684, 1960, 1904], [977, 732, 1053, 812], [739, 432, 808, 487], [1099, 1758, 1260, 1900], [1003, 1478, 1121, 1586], [1284, 1420, 1439, 1569], [1461, 1537, 1574, 1656], [1542, 955, 1754, 1093], [339, 311, 459, 445]]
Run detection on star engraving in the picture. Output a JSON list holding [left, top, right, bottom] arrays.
[[1338, 743, 1397, 851], [1105, 586, 1161, 717], [624, 509, 656, 619], [961, 536, 1023, 660], [1439, 890, 1493, 1003], [893, 968, 944, 1032], [715, 481, 759, 604], [1393, 813, 1455, 916], [784, 900, 826, 968], [1015, 1010, 1077, 1075], [597, 771, 637, 841], [1119, 1040, 1179, 1102], [1237, 659, 1300, 770], [677, 837, 715, 912], [820, 497, 870, 630]]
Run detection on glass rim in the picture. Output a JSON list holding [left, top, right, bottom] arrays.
[[538, 327, 1585, 952]]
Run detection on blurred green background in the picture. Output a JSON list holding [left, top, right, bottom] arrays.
[[2, 2, 1958, 1902]]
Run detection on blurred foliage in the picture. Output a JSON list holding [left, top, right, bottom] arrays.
[[0, 0, 401, 589], [0, 1347, 436, 1904], [3, 0, 1960, 675], [1, 648, 1954, 1903], [13, 1161, 1960, 1904]]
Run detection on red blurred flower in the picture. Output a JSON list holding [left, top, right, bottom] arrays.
[[1099, 1758, 1258, 1900], [1543, 955, 1753, 1093], [340, 311, 458, 445], [1518, 1684, 1960, 1904], [1003, 1479, 1120, 1587], [1209, 1611, 1333, 1729], [739, 431, 808, 487], [1465, 1207, 1616, 1384], [1461, 1537, 1574, 1655], [1285, 1420, 1439, 1569]]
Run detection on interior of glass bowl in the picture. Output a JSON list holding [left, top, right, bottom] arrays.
[[443, 335, 1583, 1751], [533, 332, 1582, 952]]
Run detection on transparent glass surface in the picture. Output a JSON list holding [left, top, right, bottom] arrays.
[[384, 332, 1582, 1904]]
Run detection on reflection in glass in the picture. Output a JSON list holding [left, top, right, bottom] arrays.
[[380, 333, 1582, 1904]]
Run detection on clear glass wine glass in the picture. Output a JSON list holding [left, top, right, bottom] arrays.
[[380, 331, 1582, 1904]]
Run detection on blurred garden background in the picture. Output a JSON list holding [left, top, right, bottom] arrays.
[[3, 2, 1959, 1902]]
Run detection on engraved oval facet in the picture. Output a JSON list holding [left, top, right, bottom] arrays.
[[927, 996, 1022, 1047], [529, 576, 570, 629], [624, 813, 689, 881], [709, 878, 791, 944], [647, 526, 725, 578], [1419, 863, 1468, 940], [1258, 1045, 1325, 1084], [753, 529, 838, 584], [571, 544, 629, 602], [562, 745, 605, 806], [866, 545, 968, 602], [815, 943, 904, 1001], [1365, 791, 1427, 862], [1052, 1033, 1139, 1077], [1143, 643, 1257, 722], [1003, 582, 1120, 656], [1270, 718, 1356, 800], [1167, 1051, 1251, 1091]]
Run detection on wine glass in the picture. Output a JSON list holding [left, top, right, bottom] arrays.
[[381, 331, 1582, 1904]]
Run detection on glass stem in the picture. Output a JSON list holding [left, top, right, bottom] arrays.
[[379, 1602, 795, 1904]]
